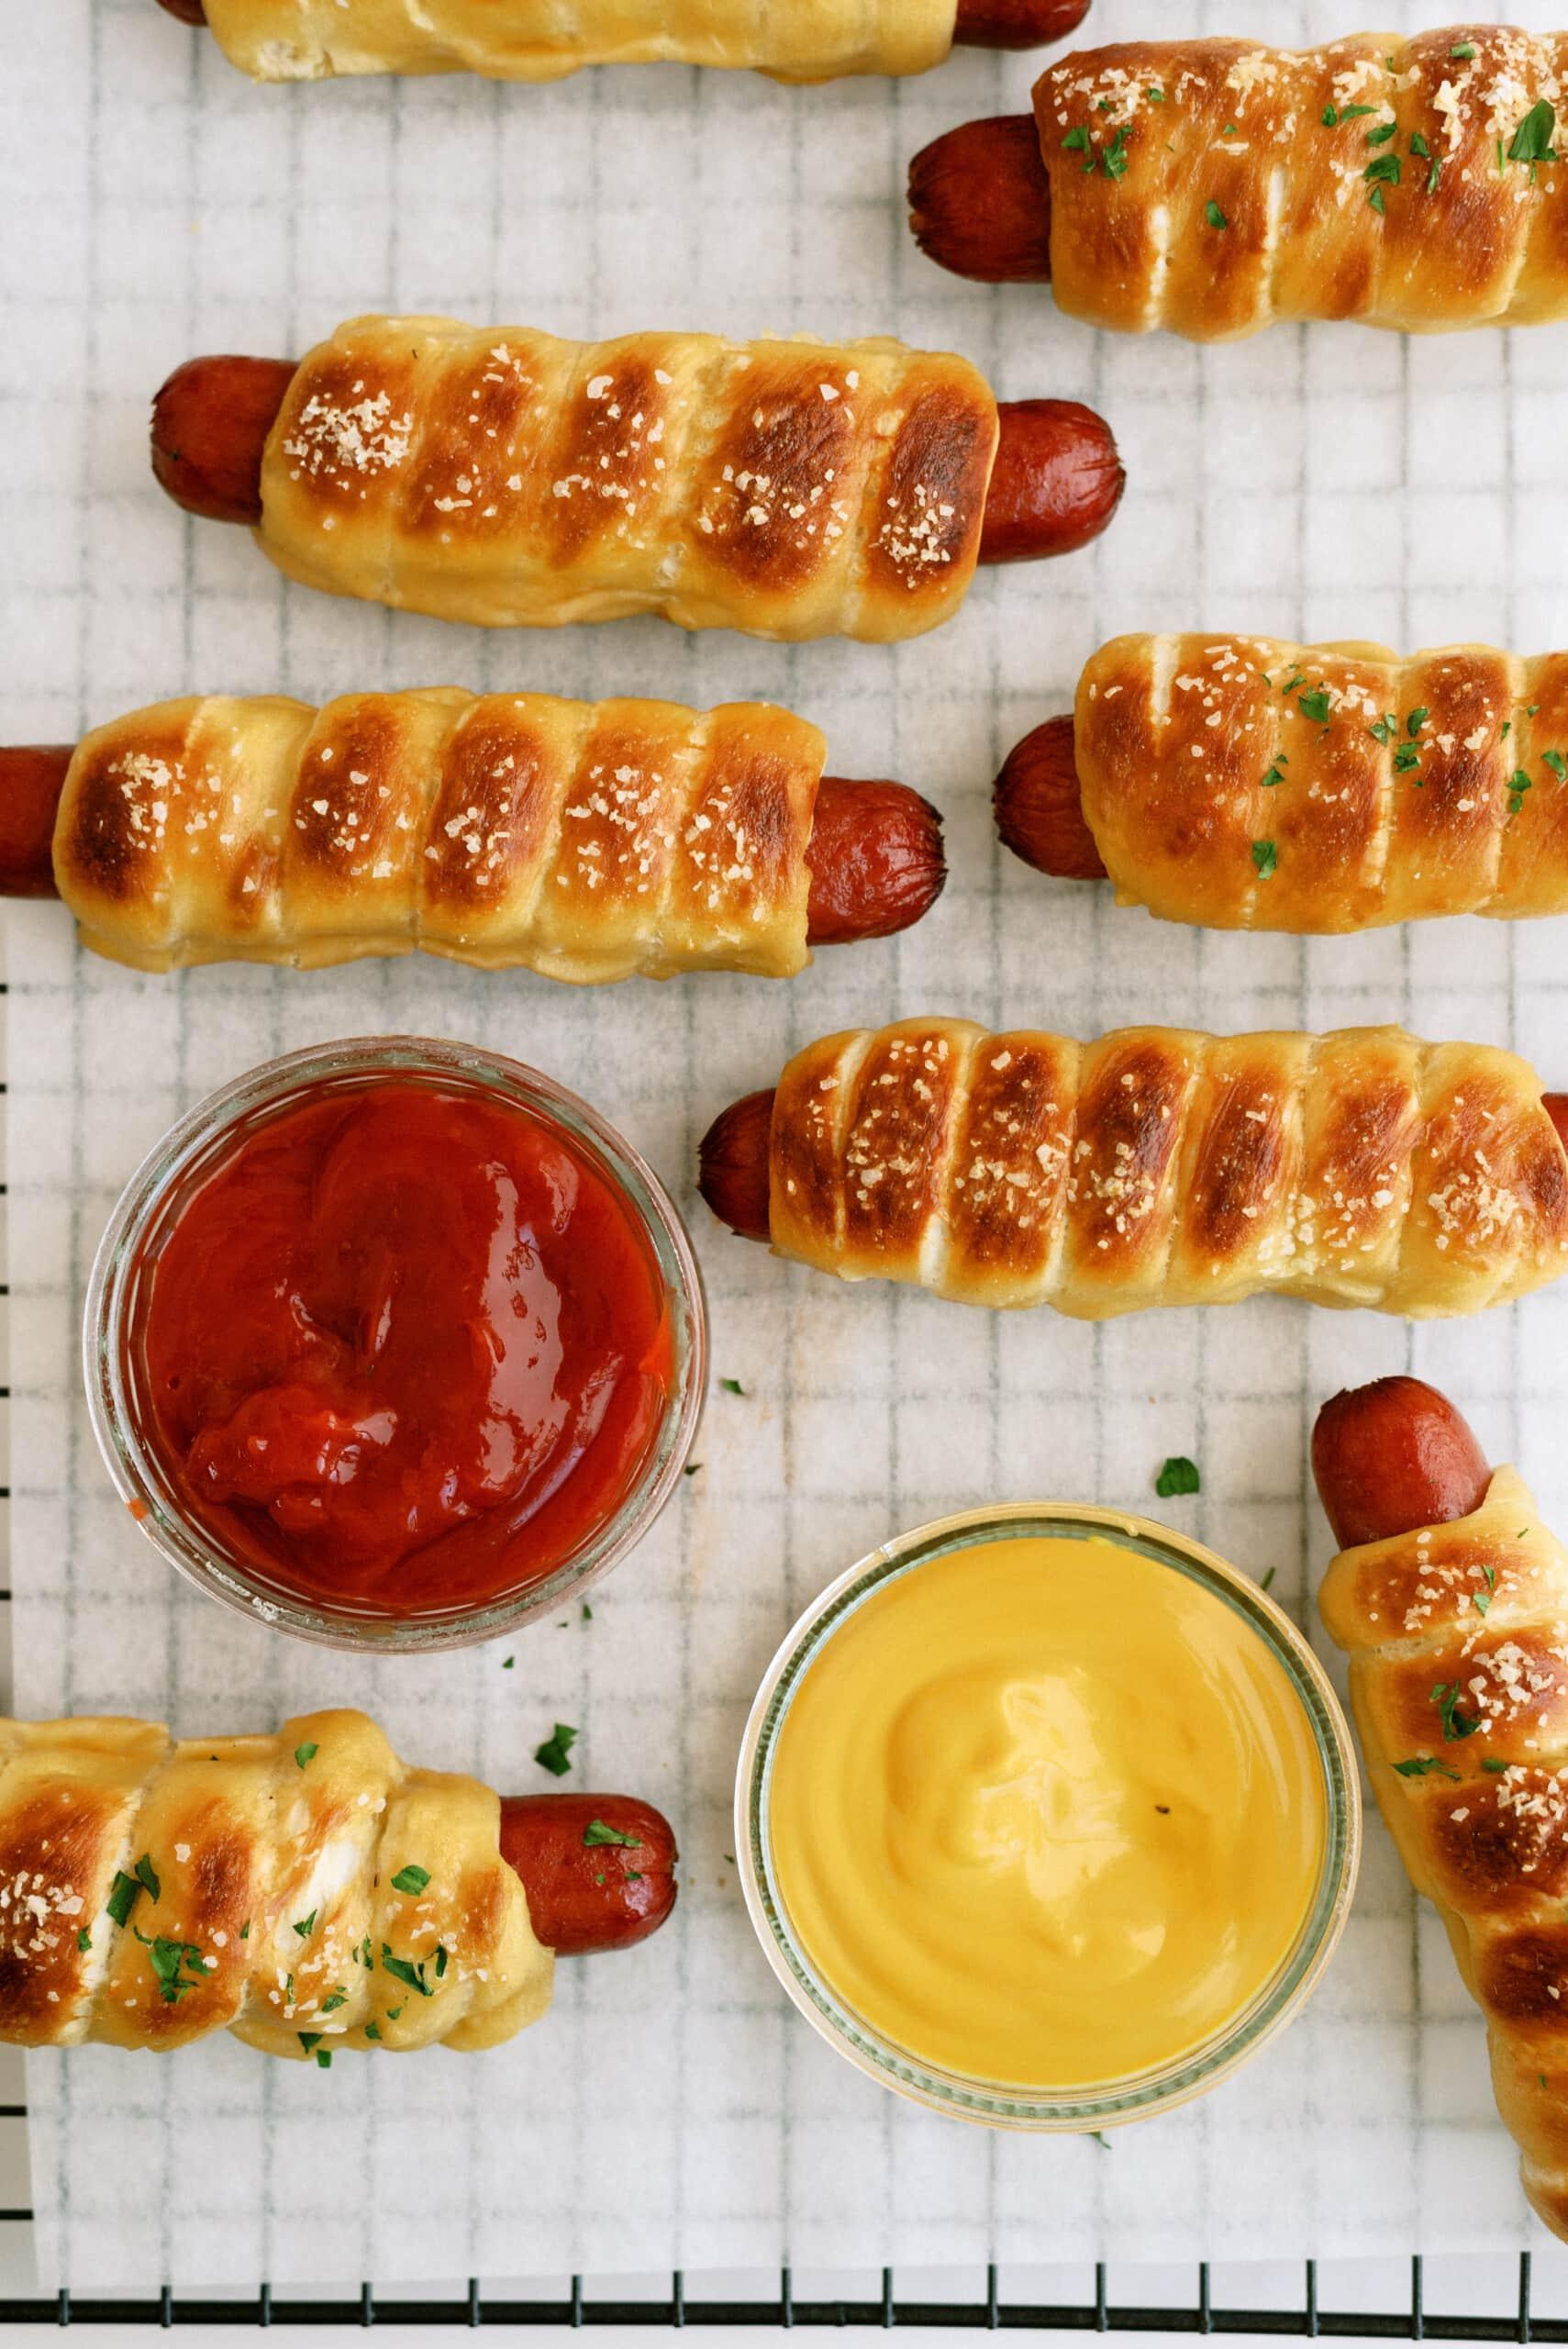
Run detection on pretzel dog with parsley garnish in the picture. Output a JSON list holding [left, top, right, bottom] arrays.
[[1315, 1379, 1568, 2243], [0, 1709, 675, 2061], [995, 635, 1568, 931], [910, 28, 1568, 338]]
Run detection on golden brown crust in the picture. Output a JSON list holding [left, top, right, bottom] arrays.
[[765, 1019, 1568, 1319], [1075, 634, 1568, 930], [1319, 1470, 1568, 2241], [256, 317, 996, 643], [200, 0, 955, 83], [0, 1710, 550, 2059], [1035, 32, 1568, 340], [52, 689, 824, 981]]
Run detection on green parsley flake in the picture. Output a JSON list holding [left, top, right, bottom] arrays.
[[1260, 1568, 1277, 1593], [1433, 1682, 1483, 1742], [1509, 100, 1558, 170], [391, 1865, 431, 1897], [1261, 761, 1287, 789], [364, 2020, 382, 2041], [535, 1722, 578, 1777], [1393, 744, 1421, 775], [1410, 131, 1431, 161], [1509, 770, 1533, 817], [132, 1854, 161, 1904], [1451, 42, 1477, 60], [1205, 199, 1229, 230], [1407, 707, 1429, 736], [316, 2051, 332, 2069], [1340, 105, 1377, 121], [294, 1910, 317, 1940], [1146, 85, 1165, 103], [298, 2032, 323, 2054], [1428, 156, 1443, 195], [1155, 1455, 1200, 1499], [1473, 1591, 1492, 1619], [1297, 687, 1333, 725], [295, 1743, 318, 1770], [502, 1655, 514, 1668], [76, 1928, 92, 1954], [1365, 120, 1398, 148], [1103, 128, 1131, 181], [721, 1377, 746, 1396], [435, 1945, 448, 1979], [321, 1989, 349, 2013], [1482, 1757, 1511, 1775], [1545, 750, 1568, 782], [584, 1819, 642, 1849], [106, 1871, 141, 1930], [135, 1929, 209, 2006], [1251, 839, 1278, 879], [1369, 714, 1397, 746], [381, 1947, 433, 1998], [239, 1919, 250, 1941], [386, 2005, 404, 2021], [683, 1463, 702, 1476], [581, 1602, 593, 1622], [1322, 105, 1339, 127], [1392, 1756, 1459, 1781]]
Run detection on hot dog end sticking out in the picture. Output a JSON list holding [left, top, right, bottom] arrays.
[[1311, 1378, 1494, 1550], [908, 116, 1052, 284], [498, 1791, 677, 1956]]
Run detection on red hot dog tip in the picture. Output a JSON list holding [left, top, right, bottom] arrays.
[[807, 778, 944, 946], [981, 402, 1123, 567], [994, 716, 1104, 880], [151, 355, 295, 526], [1311, 1377, 1493, 1551], [697, 1090, 774, 1244], [498, 1792, 677, 1957], [0, 749, 70, 899], [157, 0, 208, 22], [1545, 1094, 1568, 1158], [908, 116, 1052, 284], [953, 0, 1090, 50]]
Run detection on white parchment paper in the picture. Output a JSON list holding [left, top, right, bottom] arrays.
[[6, 0, 1568, 2293]]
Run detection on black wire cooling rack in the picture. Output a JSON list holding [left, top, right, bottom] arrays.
[[0, 2254, 1559, 2333]]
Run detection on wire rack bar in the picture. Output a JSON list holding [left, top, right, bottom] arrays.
[[0, 2261, 1559, 2334]]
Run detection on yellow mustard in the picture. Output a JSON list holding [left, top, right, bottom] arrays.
[[767, 1534, 1327, 2090]]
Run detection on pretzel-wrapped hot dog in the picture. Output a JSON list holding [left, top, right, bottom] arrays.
[[0, 1709, 553, 2057], [698, 1018, 1568, 1319], [1314, 1385, 1568, 2242], [1000, 634, 1568, 930], [250, 317, 998, 643], [45, 688, 932, 981], [916, 29, 1568, 339]]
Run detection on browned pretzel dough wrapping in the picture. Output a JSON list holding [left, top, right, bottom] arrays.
[[54, 689, 827, 980], [754, 1017, 1568, 1319], [255, 317, 998, 643], [0, 1709, 550, 2058], [1034, 29, 1568, 339]]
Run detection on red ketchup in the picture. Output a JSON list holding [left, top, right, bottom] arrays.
[[138, 1082, 676, 1619]]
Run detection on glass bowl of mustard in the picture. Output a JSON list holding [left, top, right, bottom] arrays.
[[736, 1503, 1360, 2132], [85, 1035, 706, 1654]]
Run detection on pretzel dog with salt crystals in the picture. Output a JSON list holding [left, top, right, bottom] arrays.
[[154, 0, 1090, 82], [996, 634, 1568, 931], [910, 28, 1568, 338], [698, 1019, 1568, 1321], [0, 1708, 676, 2059], [150, 317, 1125, 642]]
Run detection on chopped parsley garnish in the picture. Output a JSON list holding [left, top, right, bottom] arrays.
[[364, 2019, 382, 2041], [294, 1910, 317, 1940], [1473, 1592, 1492, 1618], [1369, 714, 1397, 746], [435, 1945, 448, 1979], [1365, 120, 1398, 148], [1508, 100, 1558, 173], [390, 1865, 430, 1898], [1433, 1681, 1483, 1742], [76, 1928, 92, 1954], [295, 1743, 318, 1770], [321, 1989, 349, 2014], [133, 1854, 161, 1904], [1482, 1757, 1511, 1775], [1322, 105, 1339, 127], [1251, 839, 1278, 879], [315, 2051, 331, 2069], [1260, 1568, 1276, 1592], [1155, 1455, 1200, 1498], [284, 1972, 295, 2005], [135, 1929, 209, 2005], [1407, 707, 1429, 737], [721, 1377, 746, 1396], [1204, 199, 1229, 230], [1451, 42, 1477, 60], [535, 1722, 578, 1777], [1393, 744, 1421, 775], [1063, 126, 1092, 166], [1428, 156, 1443, 195], [298, 2032, 323, 2054], [1340, 105, 1378, 122], [1509, 770, 1533, 817], [1297, 687, 1333, 725], [239, 1919, 250, 1941], [683, 1463, 702, 1476], [1146, 85, 1165, 103], [1365, 152, 1402, 210], [1261, 760, 1287, 789], [1102, 128, 1131, 181], [584, 1820, 642, 1849], [581, 1602, 593, 1622], [1410, 132, 1431, 161], [1392, 1756, 1459, 1781], [502, 1655, 514, 1669], [106, 1872, 141, 1930], [1545, 750, 1568, 782], [381, 1947, 433, 1998], [1484, 1564, 1497, 1590], [386, 2005, 404, 2021]]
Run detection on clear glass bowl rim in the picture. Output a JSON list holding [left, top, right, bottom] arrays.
[[84, 1032, 706, 1655], [735, 1500, 1362, 2132]]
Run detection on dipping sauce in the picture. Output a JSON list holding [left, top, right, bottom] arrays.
[[766, 1534, 1329, 2092], [135, 1079, 677, 1620]]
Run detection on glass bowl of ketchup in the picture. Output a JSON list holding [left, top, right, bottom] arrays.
[[85, 1036, 705, 1652]]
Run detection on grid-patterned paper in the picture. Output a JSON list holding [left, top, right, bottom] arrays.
[[6, 0, 1568, 2296]]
